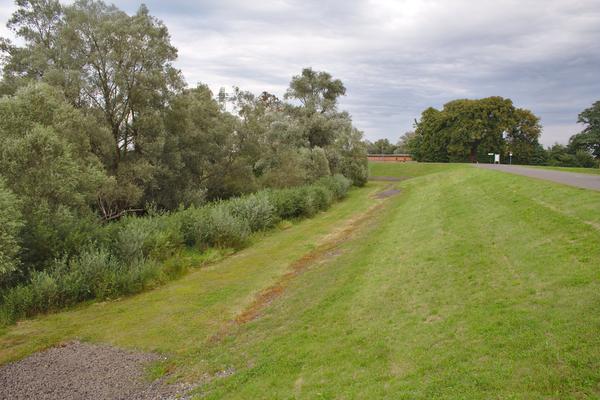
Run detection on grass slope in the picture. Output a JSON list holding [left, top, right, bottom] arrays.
[[2, 163, 600, 399], [521, 165, 600, 175]]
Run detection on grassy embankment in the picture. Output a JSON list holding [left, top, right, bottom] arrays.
[[2, 162, 600, 399], [522, 165, 600, 175]]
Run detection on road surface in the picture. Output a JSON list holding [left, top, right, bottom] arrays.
[[476, 164, 600, 191]]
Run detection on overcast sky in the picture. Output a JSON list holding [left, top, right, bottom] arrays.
[[1, 0, 599, 145]]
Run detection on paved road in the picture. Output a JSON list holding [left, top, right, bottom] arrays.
[[476, 164, 600, 191]]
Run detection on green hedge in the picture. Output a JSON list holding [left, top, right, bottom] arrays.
[[0, 174, 352, 325]]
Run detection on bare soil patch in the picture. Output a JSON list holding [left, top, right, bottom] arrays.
[[0, 341, 189, 400]]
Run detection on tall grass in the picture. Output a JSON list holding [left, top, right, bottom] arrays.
[[0, 174, 352, 325]]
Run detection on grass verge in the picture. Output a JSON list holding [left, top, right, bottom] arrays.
[[521, 165, 600, 175]]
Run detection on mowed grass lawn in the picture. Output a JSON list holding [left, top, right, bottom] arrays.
[[522, 165, 600, 175], [2, 162, 600, 399]]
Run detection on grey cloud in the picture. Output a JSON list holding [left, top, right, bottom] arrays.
[[2, 0, 599, 145]]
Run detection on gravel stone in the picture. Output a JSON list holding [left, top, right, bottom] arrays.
[[0, 341, 190, 400]]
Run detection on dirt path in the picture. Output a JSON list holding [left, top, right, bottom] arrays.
[[476, 164, 600, 191], [0, 341, 189, 400]]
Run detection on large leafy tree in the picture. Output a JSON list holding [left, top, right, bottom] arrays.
[[506, 108, 542, 164], [3, 0, 184, 218], [568, 101, 600, 159], [285, 68, 346, 148], [412, 97, 541, 163], [0, 179, 23, 284], [160, 85, 253, 204], [4, 1, 183, 164], [0, 83, 107, 267]]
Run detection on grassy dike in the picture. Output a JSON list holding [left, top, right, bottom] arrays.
[[3, 163, 600, 399], [523, 165, 600, 175], [194, 163, 600, 399]]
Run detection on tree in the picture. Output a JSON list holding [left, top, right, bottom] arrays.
[[61, 1, 184, 169], [0, 0, 65, 95], [285, 68, 346, 148], [285, 67, 345, 114], [506, 108, 542, 164], [412, 97, 541, 163], [0, 83, 107, 267], [395, 131, 415, 154], [366, 138, 396, 154], [0, 179, 23, 284], [327, 124, 369, 186], [3, 0, 185, 217], [160, 85, 254, 204], [568, 101, 600, 159], [412, 107, 450, 162]]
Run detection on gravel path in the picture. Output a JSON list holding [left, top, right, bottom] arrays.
[[476, 164, 600, 191], [0, 341, 190, 400]]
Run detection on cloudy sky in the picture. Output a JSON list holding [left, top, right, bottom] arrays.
[[1, 0, 599, 145]]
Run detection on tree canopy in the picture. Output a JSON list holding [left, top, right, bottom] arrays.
[[409, 97, 542, 163], [0, 0, 368, 287]]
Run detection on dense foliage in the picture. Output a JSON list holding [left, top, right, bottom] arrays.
[[549, 101, 600, 168], [396, 98, 599, 168], [405, 97, 542, 163], [0, 0, 368, 301], [365, 133, 414, 155], [0, 175, 352, 325]]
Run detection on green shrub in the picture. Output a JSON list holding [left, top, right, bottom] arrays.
[[113, 258, 162, 295], [268, 187, 311, 219], [308, 184, 333, 211], [316, 174, 352, 200], [183, 205, 250, 249], [114, 213, 183, 262], [0, 284, 34, 324], [55, 247, 120, 300], [226, 192, 277, 231], [0, 247, 163, 325], [0, 178, 352, 326]]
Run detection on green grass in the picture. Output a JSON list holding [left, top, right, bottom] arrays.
[[2, 163, 600, 399], [522, 165, 600, 175], [369, 161, 463, 178]]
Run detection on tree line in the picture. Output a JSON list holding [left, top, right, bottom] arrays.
[[368, 98, 600, 168], [0, 0, 368, 291]]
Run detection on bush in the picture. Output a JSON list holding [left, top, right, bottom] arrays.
[[182, 205, 250, 249], [0, 247, 163, 325], [114, 213, 183, 262], [55, 247, 120, 301], [308, 185, 333, 211], [226, 192, 277, 231], [316, 174, 352, 200], [0, 178, 353, 326], [267, 187, 313, 219]]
